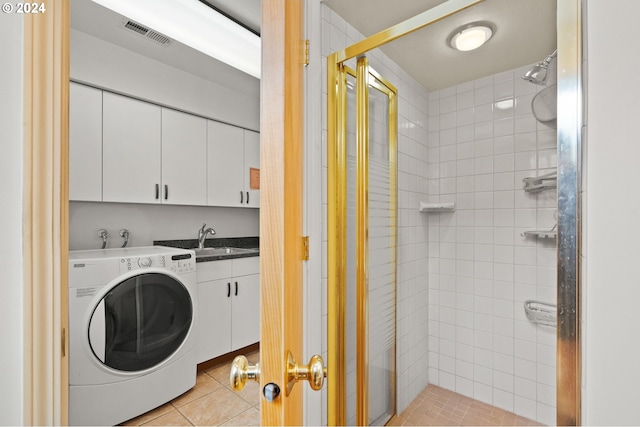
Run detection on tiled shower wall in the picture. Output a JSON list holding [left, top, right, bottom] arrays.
[[426, 66, 558, 425], [320, 5, 431, 417]]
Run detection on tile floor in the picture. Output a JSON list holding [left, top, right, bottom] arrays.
[[122, 350, 261, 426], [123, 351, 541, 426], [387, 385, 542, 426]]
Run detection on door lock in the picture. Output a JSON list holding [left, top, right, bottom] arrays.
[[263, 383, 281, 402], [229, 355, 260, 391], [286, 350, 326, 396]]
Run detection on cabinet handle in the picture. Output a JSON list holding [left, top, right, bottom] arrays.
[[155, 184, 159, 199], [227, 282, 231, 298], [240, 191, 244, 204], [246, 191, 249, 204], [235, 281, 238, 296], [164, 184, 168, 200]]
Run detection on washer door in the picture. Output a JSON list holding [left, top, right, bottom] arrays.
[[88, 272, 193, 372]]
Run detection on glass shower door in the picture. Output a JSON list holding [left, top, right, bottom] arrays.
[[337, 56, 398, 426], [366, 72, 396, 426]]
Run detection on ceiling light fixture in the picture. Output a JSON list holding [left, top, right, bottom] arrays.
[[448, 22, 494, 52], [91, 0, 261, 79]]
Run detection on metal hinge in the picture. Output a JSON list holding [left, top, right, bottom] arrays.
[[302, 236, 309, 260], [62, 327, 66, 357], [304, 39, 310, 66]]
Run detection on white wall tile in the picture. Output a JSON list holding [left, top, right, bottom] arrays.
[[428, 63, 557, 424]]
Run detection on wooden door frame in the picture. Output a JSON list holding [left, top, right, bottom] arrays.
[[260, 0, 306, 425], [23, 1, 70, 424]]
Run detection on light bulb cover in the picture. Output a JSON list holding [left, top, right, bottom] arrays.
[[447, 21, 495, 52]]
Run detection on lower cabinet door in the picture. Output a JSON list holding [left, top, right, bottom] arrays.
[[230, 273, 260, 350], [197, 278, 232, 364]]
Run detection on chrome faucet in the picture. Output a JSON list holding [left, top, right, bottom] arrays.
[[198, 223, 216, 249]]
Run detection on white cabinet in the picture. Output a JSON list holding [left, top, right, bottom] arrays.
[[197, 277, 232, 361], [103, 92, 162, 203], [207, 121, 260, 208], [207, 121, 244, 207], [102, 92, 207, 205], [196, 257, 260, 363], [69, 83, 102, 201], [70, 86, 257, 207], [243, 130, 260, 208], [161, 108, 207, 205]]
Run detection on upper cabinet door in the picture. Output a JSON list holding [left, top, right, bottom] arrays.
[[161, 109, 207, 205], [207, 120, 244, 207], [244, 130, 260, 208], [103, 92, 161, 203], [69, 83, 102, 201]]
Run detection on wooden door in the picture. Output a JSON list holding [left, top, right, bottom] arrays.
[[260, 0, 306, 424]]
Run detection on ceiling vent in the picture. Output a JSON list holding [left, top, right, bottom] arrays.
[[120, 19, 172, 46]]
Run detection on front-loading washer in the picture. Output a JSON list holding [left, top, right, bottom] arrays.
[[68, 246, 197, 426]]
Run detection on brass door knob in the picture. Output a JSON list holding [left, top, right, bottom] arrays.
[[229, 355, 260, 391], [286, 350, 327, 395]]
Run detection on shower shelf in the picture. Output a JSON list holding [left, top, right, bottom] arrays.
[[524, 300, 557, 328], [521, 224, 557, 239], [419, 201, 455, 213], [522, 171, 557, 192]]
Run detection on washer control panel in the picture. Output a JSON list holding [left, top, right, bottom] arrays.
[[119, 253, 195, 274]]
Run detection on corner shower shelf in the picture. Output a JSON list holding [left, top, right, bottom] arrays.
[[524, 300, 557, 328], [522, 171, 557, 192], [419, 201, 455, 213], [521, 224, 557, 239]]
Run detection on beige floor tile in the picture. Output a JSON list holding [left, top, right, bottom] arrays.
[[171, 371, 224, 408], [178, 387, 251, 426], [397, 385, 543, 426], [141, 409, 191, 426], [246, 350, 260, 365], [120, 402, 174, 426], [220, 407, 260, 426], [234, 378, 261, 406], [205, 360, 234, 386]]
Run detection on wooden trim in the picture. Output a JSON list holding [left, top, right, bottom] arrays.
[[261, 0, 305, 424], [197, 343, 260, 373], [22, 1, 70, 424]]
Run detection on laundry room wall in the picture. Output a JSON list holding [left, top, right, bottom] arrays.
[[68, 26, 260, 251], [69, 202, 259, 250], [70, 29, 259, 131]]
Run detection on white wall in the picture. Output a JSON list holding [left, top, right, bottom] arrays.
[[584, 0, 640, 424], [427, 66, 558, 425], [71, 29, 259, 131], [69, 202, 259, 250], [0, 11, 24, 426]]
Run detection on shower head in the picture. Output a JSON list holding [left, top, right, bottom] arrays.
[[522, 49, 557, 85]]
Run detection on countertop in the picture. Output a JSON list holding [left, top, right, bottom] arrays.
[[154, 237, 259, 263]]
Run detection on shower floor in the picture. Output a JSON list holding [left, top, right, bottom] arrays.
[[388, 385, 542, 426]]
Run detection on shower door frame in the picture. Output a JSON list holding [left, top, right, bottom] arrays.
[[327, 0, 583, 425]]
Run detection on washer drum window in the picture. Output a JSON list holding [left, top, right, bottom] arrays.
[[88, 272, 193, 372]]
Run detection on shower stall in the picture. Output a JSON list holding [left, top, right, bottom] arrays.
[[323, 0, 581, 425]]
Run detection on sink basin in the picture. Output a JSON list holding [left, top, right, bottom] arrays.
[[193, 247, 258, 258]]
